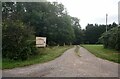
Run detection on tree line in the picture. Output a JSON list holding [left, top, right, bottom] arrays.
[[83, 23, 120, 51], [2, 2, 119, 60], [100, 27, 120, 51], [83, 22, 118, 44], [2, 2, 82, 60]]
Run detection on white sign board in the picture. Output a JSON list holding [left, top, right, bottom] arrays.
[[36, 37, 46, 47]]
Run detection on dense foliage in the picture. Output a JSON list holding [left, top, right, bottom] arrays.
[[83, 23, 118, 44], [2, 20, 38, 60], [100, 27, 120, 51], [2, 2, 82, 60], [2, 2, 119, 60], [71, 17, 83, 45]]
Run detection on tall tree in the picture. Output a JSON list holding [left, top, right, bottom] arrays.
[[84, 23, 118, 44], [71, 17, 83, 44]]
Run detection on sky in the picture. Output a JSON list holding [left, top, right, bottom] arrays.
[[48, 0, 120, 29]]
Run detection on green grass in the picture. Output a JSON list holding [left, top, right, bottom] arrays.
[[2, 46, 72, 69], [0, 59, 1, 69], [75, 45, 81, 57], [82, 45, 120, 63]]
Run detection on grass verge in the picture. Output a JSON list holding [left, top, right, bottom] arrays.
[[0, 60, 1, 69], [75, 45, 81, 57], [2, 46, 72, 69], [82, 45, 120, 63]]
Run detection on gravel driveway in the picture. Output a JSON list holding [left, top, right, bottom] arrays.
[[2, 46, 119, 77]]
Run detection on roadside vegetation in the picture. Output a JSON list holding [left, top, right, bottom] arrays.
[[0, 61, 1, 69], [2, 1, 119, 70], [82, 45, 120, 63], [2, 46, 72, 69], [100, 27, 120, 51], [2, 2, 82, 61]]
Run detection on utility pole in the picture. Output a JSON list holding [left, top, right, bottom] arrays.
[[118, 1, 120, 27], [106, 14, 108, 32]]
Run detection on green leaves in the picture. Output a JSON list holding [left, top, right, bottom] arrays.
[[83, 23, 118, 44], [2, 2, 82, 61], [100, 27, 120, 51], [2, 20, 37, 60], [20, 2, 77, 45]]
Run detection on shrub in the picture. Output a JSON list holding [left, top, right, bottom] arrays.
[[100, 27, 120, 51], [2, 20, 38, 60]]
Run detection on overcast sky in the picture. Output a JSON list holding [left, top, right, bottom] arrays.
[[48, 0, 120, 29]]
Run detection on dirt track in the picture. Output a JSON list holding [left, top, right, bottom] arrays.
[[2, 46, 119, 77]]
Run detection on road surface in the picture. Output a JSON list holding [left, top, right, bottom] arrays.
[[2, 46, 119, 77]]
